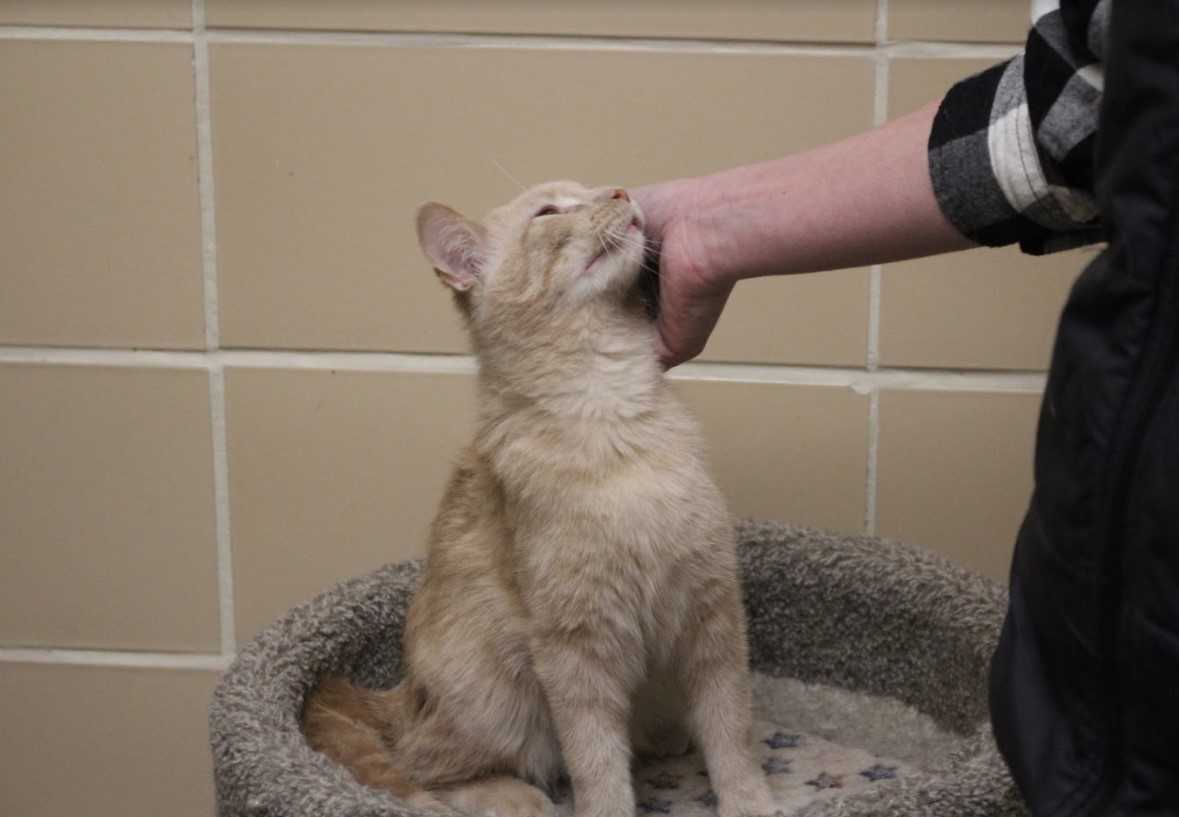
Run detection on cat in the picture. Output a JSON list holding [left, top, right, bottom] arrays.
[[302, 181, 775, 817]]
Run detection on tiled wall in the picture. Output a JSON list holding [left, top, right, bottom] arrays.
[[1, 1, 1078, 813]]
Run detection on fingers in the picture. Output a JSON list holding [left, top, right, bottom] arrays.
[[636, 190, 732, 369], [656, 278, 733, 370], [656, 338, 675, 371]]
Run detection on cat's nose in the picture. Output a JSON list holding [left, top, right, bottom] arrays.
[[611, 188, 630, 202]]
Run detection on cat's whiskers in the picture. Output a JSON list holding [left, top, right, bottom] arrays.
[[593, 229, 612, 265], [603, 227, 661, 277], [489, 157, 527, 193]]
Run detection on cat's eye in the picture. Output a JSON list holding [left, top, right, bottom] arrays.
[[533, 205, 561, 218]]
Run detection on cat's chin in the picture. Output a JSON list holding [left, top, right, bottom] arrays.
[[584, 218, 644, 276]]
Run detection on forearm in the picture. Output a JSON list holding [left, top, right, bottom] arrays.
[[640, 100, 973, 285]]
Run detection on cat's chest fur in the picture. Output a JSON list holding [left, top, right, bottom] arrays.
[[480, 386, 728, 635]]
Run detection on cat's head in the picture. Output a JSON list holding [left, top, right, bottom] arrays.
[[415, 181, 648, 339]]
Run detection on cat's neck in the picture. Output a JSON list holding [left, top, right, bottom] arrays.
[[475, 299, 664, 423]]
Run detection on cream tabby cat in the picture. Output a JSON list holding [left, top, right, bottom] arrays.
[[303, 181, 775, 817]]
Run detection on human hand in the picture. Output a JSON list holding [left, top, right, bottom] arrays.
[[634, 103, 969, 369], [633, 181, 734, 369]]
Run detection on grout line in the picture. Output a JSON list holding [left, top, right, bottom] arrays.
[[867, 265, 883, 371], [872, 23, 890, 121], [0, 25, 192, 42], [867, 1, 889, 374], [0, 346, 479, 372], [0, 647, 231, 671], [0, 346, 1046, 392], [208, 366, 237, 655], [193, 0, 236, 657], [0, 346, 212, 369], [0, 24, 1022, 59], [669, 362, 1047, 393], [865, 0, 889, 536], [865, 390, 881, 536], [203, 30, 1024, 60], [880, 41, 1021, 59], [867, 36, 888, 373], [205, 28, 881, 55], [193, 0, 219, 352], [0, 347, 485, 373], [216, 349, 481, 374], [875, 0, 890, 45]]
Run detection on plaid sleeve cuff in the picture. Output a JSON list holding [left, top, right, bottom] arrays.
[[927, 5, 1106, 255]]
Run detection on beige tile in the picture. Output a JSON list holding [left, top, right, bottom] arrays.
[[0, 41, 203, 349], [889, 0, 1030, 44], [0, 664, 216, 817], [702, 268, 869, 366], [0, 0, 190, 27], [0, 365, 220, 651], [207, 0, 875, 43], [227, 368, 477, 640], [889, 57, 998, 119], [886, 58, 1087, 371], [673, 380, 868, 534], [876, 390, 1040, 581], [212, 45, 873, 351], [880, 246, 1085, 370]]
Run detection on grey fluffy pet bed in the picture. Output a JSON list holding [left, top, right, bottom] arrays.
[[209, 521, 1027, 817]]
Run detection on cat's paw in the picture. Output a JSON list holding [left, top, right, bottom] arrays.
[[718, 805, 781, 817], [716, 788, 777, 817], [723, 810, 783, 817], [436, 776, 556, 817]]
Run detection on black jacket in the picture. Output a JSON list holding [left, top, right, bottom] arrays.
[[987, 3, 1179, 815]]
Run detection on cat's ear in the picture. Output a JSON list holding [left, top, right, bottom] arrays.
[[415, 203, 487, 293]]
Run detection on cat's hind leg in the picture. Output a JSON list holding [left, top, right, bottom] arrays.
[[433, 776, 556, 817]]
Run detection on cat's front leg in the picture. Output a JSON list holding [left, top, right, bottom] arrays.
[[531, 633, 638, 817], [680, 581, 775, 817]]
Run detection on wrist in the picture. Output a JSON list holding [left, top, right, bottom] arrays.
[[641, 173, 743, 292]]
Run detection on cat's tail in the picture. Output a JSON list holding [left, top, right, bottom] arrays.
[[301, 675, 440, 808]]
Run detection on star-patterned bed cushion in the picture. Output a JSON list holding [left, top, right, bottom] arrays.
[[547, 720, 913, 816]]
